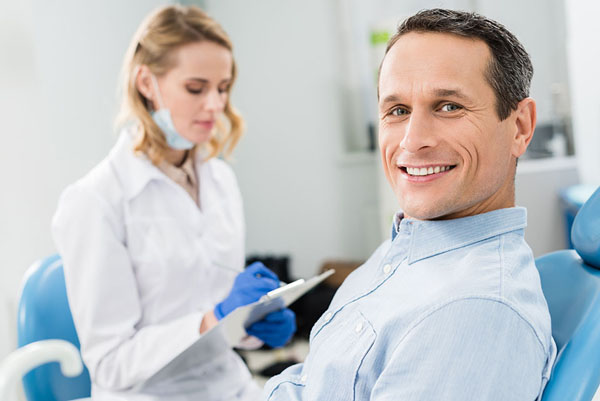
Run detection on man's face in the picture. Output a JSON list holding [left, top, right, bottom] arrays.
[[378, 32, 529, 220]]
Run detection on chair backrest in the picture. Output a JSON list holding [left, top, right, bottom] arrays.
[[536, 186, 600, 401], [17, 254, 91, 401]]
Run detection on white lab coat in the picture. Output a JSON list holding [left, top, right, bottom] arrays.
[[52, 130, 260, 400]]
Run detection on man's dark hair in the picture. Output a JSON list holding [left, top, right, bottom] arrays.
[[384, 9, 533, 120]]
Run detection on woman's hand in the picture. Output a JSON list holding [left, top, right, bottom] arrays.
[[246, 308, 296, 348], [199, 310, 218, 334], [213, 262, 280, 320]]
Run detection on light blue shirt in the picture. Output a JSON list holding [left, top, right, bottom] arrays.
[[264, 207, 556, 401]]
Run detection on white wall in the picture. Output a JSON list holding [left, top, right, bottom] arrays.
[[478, 0, 570, 126], [205, 0, 381, 279], [565, 0, 600, 187], [516, 158, 579, 256], [0, 0, 170, 360], [0, 0, 38, 363]]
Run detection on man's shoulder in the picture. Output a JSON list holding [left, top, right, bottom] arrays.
[[408, 231, 552, 358]]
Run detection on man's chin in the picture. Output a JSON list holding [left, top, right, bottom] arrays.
[[400, 203, 454, 221]]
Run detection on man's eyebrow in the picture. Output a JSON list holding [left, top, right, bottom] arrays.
[[433, 88, 470, 100], [379, 94, 402, 105], [380, 89, 470, 103]]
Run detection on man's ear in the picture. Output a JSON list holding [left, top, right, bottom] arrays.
[[511, 97, 536, 158], [135, 65, 155, 108]]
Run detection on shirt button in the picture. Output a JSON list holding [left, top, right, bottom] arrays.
[[355, 322, 363, 333], [301, 374, 308, 383], [323, 312, 333, 322], [383, 264, 392, 274]]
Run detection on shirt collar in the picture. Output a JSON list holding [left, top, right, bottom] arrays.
[[156, 150, 198, 187], [392, 207, 528, 264]]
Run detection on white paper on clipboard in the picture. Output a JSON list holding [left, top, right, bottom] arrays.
[[139, 269, 335, 389], [220, 269, 335, 346]]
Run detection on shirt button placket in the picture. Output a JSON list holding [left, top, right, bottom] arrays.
[[323, 312, 333, 322]]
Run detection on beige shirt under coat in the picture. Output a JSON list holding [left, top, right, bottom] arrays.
[[157, 150, 200, 207]]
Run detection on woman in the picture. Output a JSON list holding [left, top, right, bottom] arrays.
[[52, 5, 295, 400]]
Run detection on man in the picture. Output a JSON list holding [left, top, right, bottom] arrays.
[[263, 8, 556, 401]]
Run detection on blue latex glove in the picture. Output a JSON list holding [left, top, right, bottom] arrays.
[[246, 308, 297, 348], [214, 262, 280, 320]]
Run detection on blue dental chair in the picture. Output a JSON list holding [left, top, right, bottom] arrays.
[[537, 186, 600, 401], [17, 254, 91, 401]]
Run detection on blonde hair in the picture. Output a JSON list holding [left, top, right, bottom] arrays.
[[116, 5, 244, 164]]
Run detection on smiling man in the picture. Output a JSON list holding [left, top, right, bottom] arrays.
[[263, 9, 556, 401]]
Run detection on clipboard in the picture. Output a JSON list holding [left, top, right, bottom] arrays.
[[220, 269, 335, 346], [140, 269, 334, 389]]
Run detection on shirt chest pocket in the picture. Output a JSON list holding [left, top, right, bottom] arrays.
[[302, 308, 376, 401]]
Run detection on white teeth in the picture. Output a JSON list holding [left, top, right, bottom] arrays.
[[405, 166, 452, 176]]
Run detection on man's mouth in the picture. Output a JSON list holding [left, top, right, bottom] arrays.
[[399, 165, 456, 177]]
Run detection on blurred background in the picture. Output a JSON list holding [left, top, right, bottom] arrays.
[[1, 0, 599, 369]]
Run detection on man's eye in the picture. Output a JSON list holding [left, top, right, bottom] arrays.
[[440, 103, 462, 112], [391, 107, 409, 116]]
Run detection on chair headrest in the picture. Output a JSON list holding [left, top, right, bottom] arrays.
[[572, 186, 600, 268]]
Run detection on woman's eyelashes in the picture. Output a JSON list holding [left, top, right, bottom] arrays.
[[186, 86, 204, 95], [185, 85, 229, 95]]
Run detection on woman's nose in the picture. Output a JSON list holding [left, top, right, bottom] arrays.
[[204, 89, 226, 112]]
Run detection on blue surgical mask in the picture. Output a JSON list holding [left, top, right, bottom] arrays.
[[150, 74, 195, 150]]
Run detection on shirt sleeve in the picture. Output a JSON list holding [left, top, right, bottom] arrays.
[[52, 184, 206, 391], [370, 298, 549, 401]]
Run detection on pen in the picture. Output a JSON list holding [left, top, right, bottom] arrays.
[[261, 278, 305, 301], [214, 261, 288, 288]]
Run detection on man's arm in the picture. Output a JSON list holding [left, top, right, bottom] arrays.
[[370, 298, 549, 401], [263, 362, 305, 400]]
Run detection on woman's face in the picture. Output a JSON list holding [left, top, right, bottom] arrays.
[[142, 41, 233, 145]]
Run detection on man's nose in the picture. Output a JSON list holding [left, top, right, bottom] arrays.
[[399, 108, 438, 153]]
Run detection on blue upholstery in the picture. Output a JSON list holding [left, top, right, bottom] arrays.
[[537, 186, 600, 401], [17, 254, 91, 401], [559, 185, 597, 249]]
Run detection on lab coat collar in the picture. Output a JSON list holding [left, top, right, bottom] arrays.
[[108, 128, 204, 201], [391, 207, 528, 265]]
